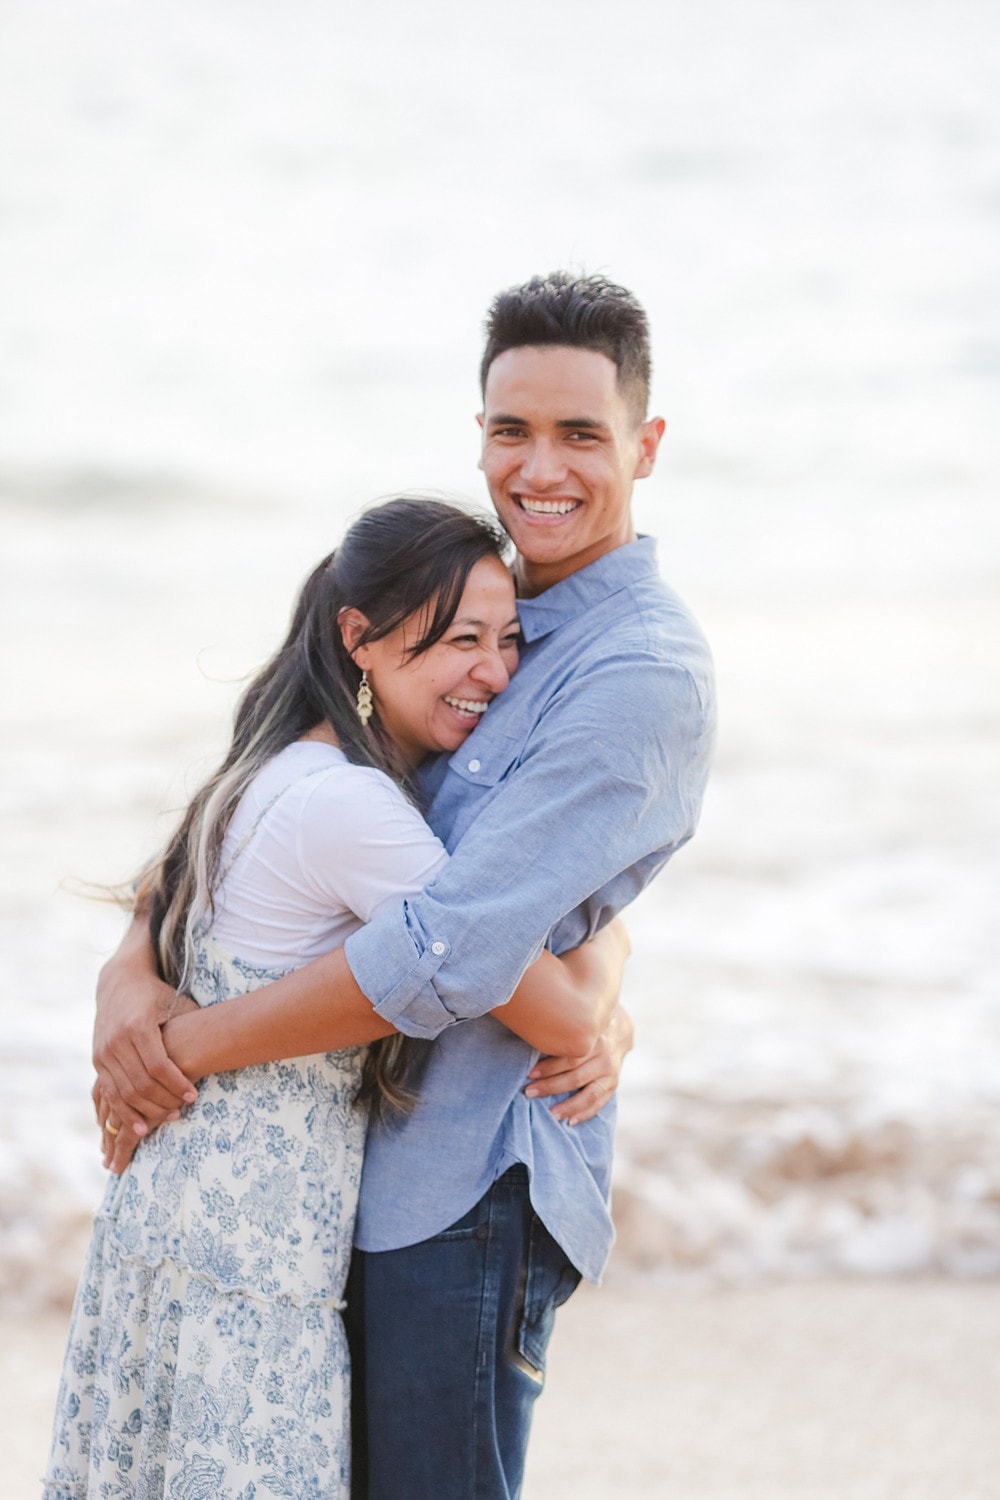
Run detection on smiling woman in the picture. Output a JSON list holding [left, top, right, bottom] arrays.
[[339, 553, 522, 768], [45, 494, 630, 1500]]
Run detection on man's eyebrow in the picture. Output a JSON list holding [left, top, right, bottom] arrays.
[[486, 412, 609, 431], [486, 412, 527, 427], [554, 416, 608, 431]]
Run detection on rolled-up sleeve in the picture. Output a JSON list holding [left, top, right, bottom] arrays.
[[344, 647, 715, 1040]]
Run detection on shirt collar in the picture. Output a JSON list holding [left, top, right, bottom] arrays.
[[515, 536, 661, 644]]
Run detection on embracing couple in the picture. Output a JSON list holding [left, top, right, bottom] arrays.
[[44, 271, 715, 1500]]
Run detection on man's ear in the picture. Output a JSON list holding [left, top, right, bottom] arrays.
[[634, 415, 666, 480], [337, 607, 370, 662]]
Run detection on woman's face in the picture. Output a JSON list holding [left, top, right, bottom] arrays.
[[354, 555, 520, 767]]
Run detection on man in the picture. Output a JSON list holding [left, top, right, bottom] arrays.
[[95, 271, 715, 1498]]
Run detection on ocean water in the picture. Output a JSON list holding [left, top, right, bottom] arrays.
[[1, 0, 998, 1306]]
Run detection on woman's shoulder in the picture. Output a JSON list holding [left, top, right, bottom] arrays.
[[249, 740, 392, 797], [280, 742, 408, 801], [286, 746, 447, 911], [223, 741, 396, 839], [220, 741, 443, 917], [245, 743, 422, 843]]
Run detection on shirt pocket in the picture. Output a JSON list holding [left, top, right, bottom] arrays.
[[444, 724, 529, 791]]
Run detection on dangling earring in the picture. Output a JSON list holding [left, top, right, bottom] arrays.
[[356, 670, 373, 726]]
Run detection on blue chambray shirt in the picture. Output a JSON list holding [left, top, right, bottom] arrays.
[[345, 536, 715, 1283]]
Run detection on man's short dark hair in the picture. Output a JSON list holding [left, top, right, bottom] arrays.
[[480, 271, 652, 420]]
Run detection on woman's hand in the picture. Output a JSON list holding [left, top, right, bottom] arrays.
[[523, 1003, 634, 1125]]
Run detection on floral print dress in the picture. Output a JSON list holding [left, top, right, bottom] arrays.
[[43, 935, 367, 1500], [44, 741, 446, 1500], [40, 746, 450, 1500]]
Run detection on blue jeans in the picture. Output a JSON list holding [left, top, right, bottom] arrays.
[[345, 1164, 581, 1500]]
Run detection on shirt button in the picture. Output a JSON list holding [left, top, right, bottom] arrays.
[[468, 758, 481, 773], [431, 941, 446, 955]]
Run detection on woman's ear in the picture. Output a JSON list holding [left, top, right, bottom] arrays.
[[337, 607, 371, 663]]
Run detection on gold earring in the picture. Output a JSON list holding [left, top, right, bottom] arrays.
[[356, 670, 373, 726]]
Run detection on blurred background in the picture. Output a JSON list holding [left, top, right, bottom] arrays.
[[1, 0, 998, 1337]]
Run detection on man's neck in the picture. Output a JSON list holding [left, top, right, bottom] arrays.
[[513, 533, 637, 599]]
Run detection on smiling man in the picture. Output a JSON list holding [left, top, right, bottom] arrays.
[[479, 325, 661, 596], [93, 272, 715, 1500]]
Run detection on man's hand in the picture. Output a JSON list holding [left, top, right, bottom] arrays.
[[93, 1080, 156, 1174], [523, 1003, 634, 1125], [94, 987, 201, 1173], [92, 915, 198, 1141]]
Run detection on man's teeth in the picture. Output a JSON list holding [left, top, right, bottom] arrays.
[[445, 697, 489, 715], [519, 497, 579, 515]]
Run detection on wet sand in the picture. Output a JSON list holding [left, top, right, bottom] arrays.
[[7, 1278, 999, 1498], [529, 1278, 1000, 1498]]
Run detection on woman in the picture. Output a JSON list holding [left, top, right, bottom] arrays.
[[44, 497, 627, 1500]]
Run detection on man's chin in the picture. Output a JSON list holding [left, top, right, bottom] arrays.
[[499, 510, 578, 557], [510, 533, 578, 567]]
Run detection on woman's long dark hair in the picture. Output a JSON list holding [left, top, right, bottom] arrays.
[[141, 496, 511, 1112]]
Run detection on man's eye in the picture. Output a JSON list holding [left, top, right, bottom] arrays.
[[502, 632, 522, 649], [492, 427, 524, 439]]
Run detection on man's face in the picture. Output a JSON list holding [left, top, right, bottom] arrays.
[[478, 345, 664, 596]]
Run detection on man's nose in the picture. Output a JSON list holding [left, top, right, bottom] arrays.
[[518, 438, 565, 489]]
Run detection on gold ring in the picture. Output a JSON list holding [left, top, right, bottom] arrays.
[[105, 1122, 120, 1137]]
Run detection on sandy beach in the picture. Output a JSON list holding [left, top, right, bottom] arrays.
[[9, 1277, 999, 1499]]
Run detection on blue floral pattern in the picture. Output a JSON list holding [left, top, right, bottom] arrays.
[[44, 936, 367, 1499]]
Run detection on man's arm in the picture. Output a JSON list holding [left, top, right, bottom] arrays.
[[93, 633, 707, 1116], [165, 917, 628, 1079], [95, 900, 628, 1147], [93, 696, 643, 1119], [96, 648, 710, 1115], [162, 946, 396, 1077], [347, 650, 713, 1038], [103, 989, 636, 1175], [93, 913, 398, 1137]]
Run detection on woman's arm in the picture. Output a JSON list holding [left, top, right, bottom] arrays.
[[491, 917, 631, 1057]]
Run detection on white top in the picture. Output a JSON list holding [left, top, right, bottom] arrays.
[[209, 740, 448, 966]]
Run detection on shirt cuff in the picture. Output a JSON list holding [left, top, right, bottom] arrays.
[[344, 905, 456, 1040]]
